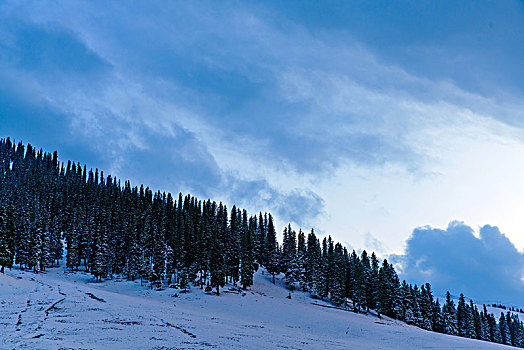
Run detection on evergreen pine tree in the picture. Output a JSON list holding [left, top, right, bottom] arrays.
[[305, 229, 320, 292], [257, 212, 266, 266], [126, 236, 142, 281], [313, 254, 328, 300], [470, 300, 481, 340], [209, 219, 225, 295], [350, 251, 364, 312], [500, 312, 512, 345], [330, 243, 346, 306], [369, 252, 380, 310], [265, 214, 279, 284], [457, 294, 475, 338], [410, 285, 423, 327], [432, 299, 445, 333], [91, 222, 109, 282], [442, 291, 458, 335], [0, 204, 15, 273], [226, 206, 241, 285], [240, 211, 254, 289], [296, 229, 307, 291], [283, 225, 299, 289], [420, 283, 434, 330], [478, 308, 490, 341], [360, 250, 371, 312]]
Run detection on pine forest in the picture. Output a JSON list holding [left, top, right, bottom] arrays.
[[1, 137, 523, 348]]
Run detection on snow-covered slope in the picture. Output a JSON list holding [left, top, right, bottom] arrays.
[[0, 265, 516, 350]]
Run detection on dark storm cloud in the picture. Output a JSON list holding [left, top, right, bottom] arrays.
[[394, 221, 524, 305]]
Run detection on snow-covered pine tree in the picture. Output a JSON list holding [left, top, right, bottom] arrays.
[[265, 214, 280, 284], [510, 313, 524, 347], [330, 243, 346, 306], [508, 312, 519, 346], [305, 229, 320, 292], [490, 313, 502, 343], [499, 312, 512, 345], [283, 225, 298, 289], [377, 258, 399, 317], [313, 254, 328, 300], [321, 237, 331, 300], [388, 265, 402, 319], [38, 217, 52, 271], [16, 207, 32, 270], [285, 255, 301, 291], [210, 205, 226, 295], [256, 212, 266, 266], [126, 233, 142, 281], [90, 221, 109, 282], [420, 283, 434, 331], [281, 225, 289, 271], [410, 285, 423, 327], [140, 254, 154, 287], [326, 237, 334, 299], [431, 299, 445, 333], [67, 223, 81, 270], [469, 299, 481, 340], [463, 300, 476, 339], [240, 211, 255, 289], [0, 204, 16, 273], [50, 215, 63, 266], [457, 294, 476, 338], [165, 245, 175, 285], [209, 232, 225, 295], [369, 252, 380, 311], [360, 250, 372, 312], [478, 307, 490, 341], [351, 250, 365, 312], [442, 291, 458, 335], [195, 200, 210, 288], [226, 206, 241, 285], [402, 284, 415, 324], [151, 201, 167, 287], [296, 229, 307, 291]]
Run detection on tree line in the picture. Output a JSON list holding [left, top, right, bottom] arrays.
[[0, 138, 523, 347]]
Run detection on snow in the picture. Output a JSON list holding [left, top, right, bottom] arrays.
[[0, 265, 516, 349]]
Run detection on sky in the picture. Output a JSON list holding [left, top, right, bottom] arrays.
[[1, 1, 524, 304]]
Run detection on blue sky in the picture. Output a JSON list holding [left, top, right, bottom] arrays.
[[1, 1, 524, 303]]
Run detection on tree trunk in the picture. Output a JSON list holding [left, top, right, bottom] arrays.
[[272, 273, 275, 284], [1, 265, 4, 273]]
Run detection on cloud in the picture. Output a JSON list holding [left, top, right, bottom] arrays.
[[363, 233, 385, 255], [393, 221, 524, 305]]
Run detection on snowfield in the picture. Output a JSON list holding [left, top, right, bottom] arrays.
[[0, 265, 517, 350]]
